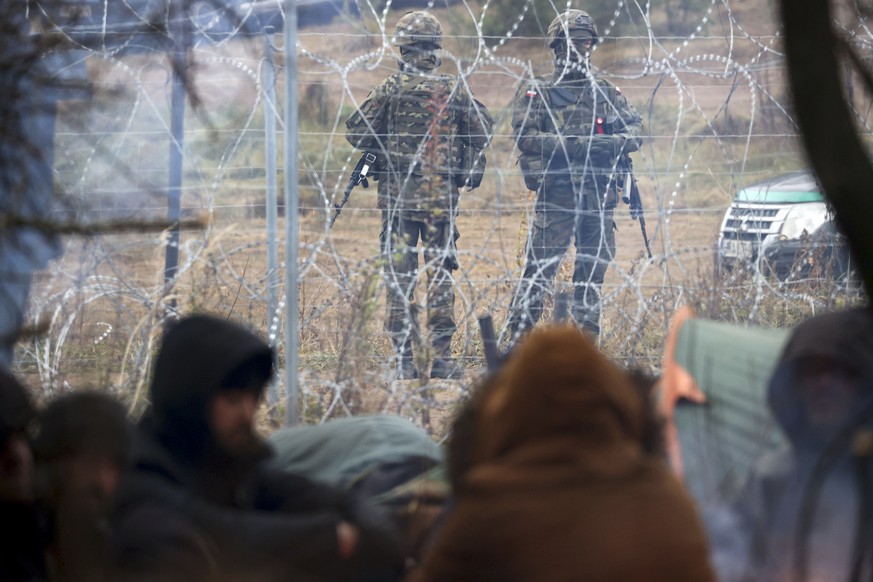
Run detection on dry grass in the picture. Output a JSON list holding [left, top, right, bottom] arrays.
[[19, 0, 867, 438]]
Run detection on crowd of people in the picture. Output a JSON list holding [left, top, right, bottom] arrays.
[[1, 314, 409, 581], [1, 306, 871, 581]]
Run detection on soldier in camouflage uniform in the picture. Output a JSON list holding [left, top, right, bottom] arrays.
[[345, 11, 492, 379], [504, 9, 643, 344]]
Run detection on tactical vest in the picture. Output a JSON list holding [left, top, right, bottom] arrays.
[[519, 76, 621, 193], [385, 73, 463, 183], [548, 80, 620, 138]]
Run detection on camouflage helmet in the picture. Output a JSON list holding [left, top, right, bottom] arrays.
[[394, 10, 443, 48], [547, 9, 599, 49]]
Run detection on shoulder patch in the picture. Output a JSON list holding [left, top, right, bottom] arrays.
[[525, 88, 538, 98], [615, 86, 623, 94]]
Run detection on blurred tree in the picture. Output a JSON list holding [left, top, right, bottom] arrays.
[[662, 0, 713, 36], [0, 3, 91, 368], [481, 0, 616, 44], [780, 0, 873, 297]]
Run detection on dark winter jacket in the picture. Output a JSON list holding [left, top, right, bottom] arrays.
[[728, 308, 873, 581], [112, 425, 360, 581], [0, 501, 48, 582], [110, 316, 401, 581], [0, 369, 47, 581]]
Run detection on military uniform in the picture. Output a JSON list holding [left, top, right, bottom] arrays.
[[505, 10, 643, 341], [345, 11, 492, 378]]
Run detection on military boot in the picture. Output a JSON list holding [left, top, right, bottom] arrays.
[[430, 337, 463, 379], [430, 357, 463, 380], [392, 341, 419, 380], [398, 356, 419, 380]]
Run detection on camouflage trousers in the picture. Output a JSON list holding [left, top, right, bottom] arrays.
[[506, 204, 616, 342], [380, 214, 458, 357]]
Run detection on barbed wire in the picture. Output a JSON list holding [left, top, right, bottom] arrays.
[[9, 0, 869, 434]]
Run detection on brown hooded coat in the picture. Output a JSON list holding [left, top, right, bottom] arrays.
[[415, 326, 714, 581]]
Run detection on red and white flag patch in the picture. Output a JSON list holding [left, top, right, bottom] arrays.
[[525, 88, 538, 98]]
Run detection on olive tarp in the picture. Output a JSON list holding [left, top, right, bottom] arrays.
[[267, 414, 443, 490]]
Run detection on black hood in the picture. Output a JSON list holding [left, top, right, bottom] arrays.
[[148, 314, 274, 463], [767, 307, 873, 444]]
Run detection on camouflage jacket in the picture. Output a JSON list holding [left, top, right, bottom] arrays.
[[512, 69, 643, 207], [345, 63, 492, 222]]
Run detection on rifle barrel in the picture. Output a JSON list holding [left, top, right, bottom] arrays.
[[621, 154, 652, 258], [639, 214, 653, 258], [328, 179, 356, 229], [478, 315, 500, 371]]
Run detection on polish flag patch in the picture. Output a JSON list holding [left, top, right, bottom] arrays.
[[525, 88, 538, 98]]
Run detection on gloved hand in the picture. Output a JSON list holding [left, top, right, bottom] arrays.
[[577, 135, 625, 160]]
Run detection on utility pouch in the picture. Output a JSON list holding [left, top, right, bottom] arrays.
[[604, 183, 620, 209], [518, 154, 544, 192], [454, 147, 487, 189]]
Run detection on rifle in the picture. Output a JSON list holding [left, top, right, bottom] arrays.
[[329, 152, 377, 228], [477, 314, 501, 372], [618, 154, 652, 259]]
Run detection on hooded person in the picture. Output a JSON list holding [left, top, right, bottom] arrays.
[[413, 325, 714, 582], [143, 313, 277, 504], [110, 314, 402, 581], [33, 391, 132, 581], [0, 369, 46, 581], [725, 307, 873, 581]]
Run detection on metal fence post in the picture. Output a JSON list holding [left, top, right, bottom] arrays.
[[164, 3, 187, 309], [263, 31, 280, 412], [283, 0, 299, 425]]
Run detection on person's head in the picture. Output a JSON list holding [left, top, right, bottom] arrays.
[[394, 10, 442, 50], [797, 355, 863, 434], [471, 324, 645, 467], [33, 391, 130, 517], [149, 314, 274, 462], [393, 11, 442, 70], [768, 308, 873, 446], [0, 369, 35, 502], [547, 9, 599, 66], [209, 359, 271, 457]]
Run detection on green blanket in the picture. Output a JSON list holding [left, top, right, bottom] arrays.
[[673, 318, 790, 503], [267, 414, 443, 489]]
